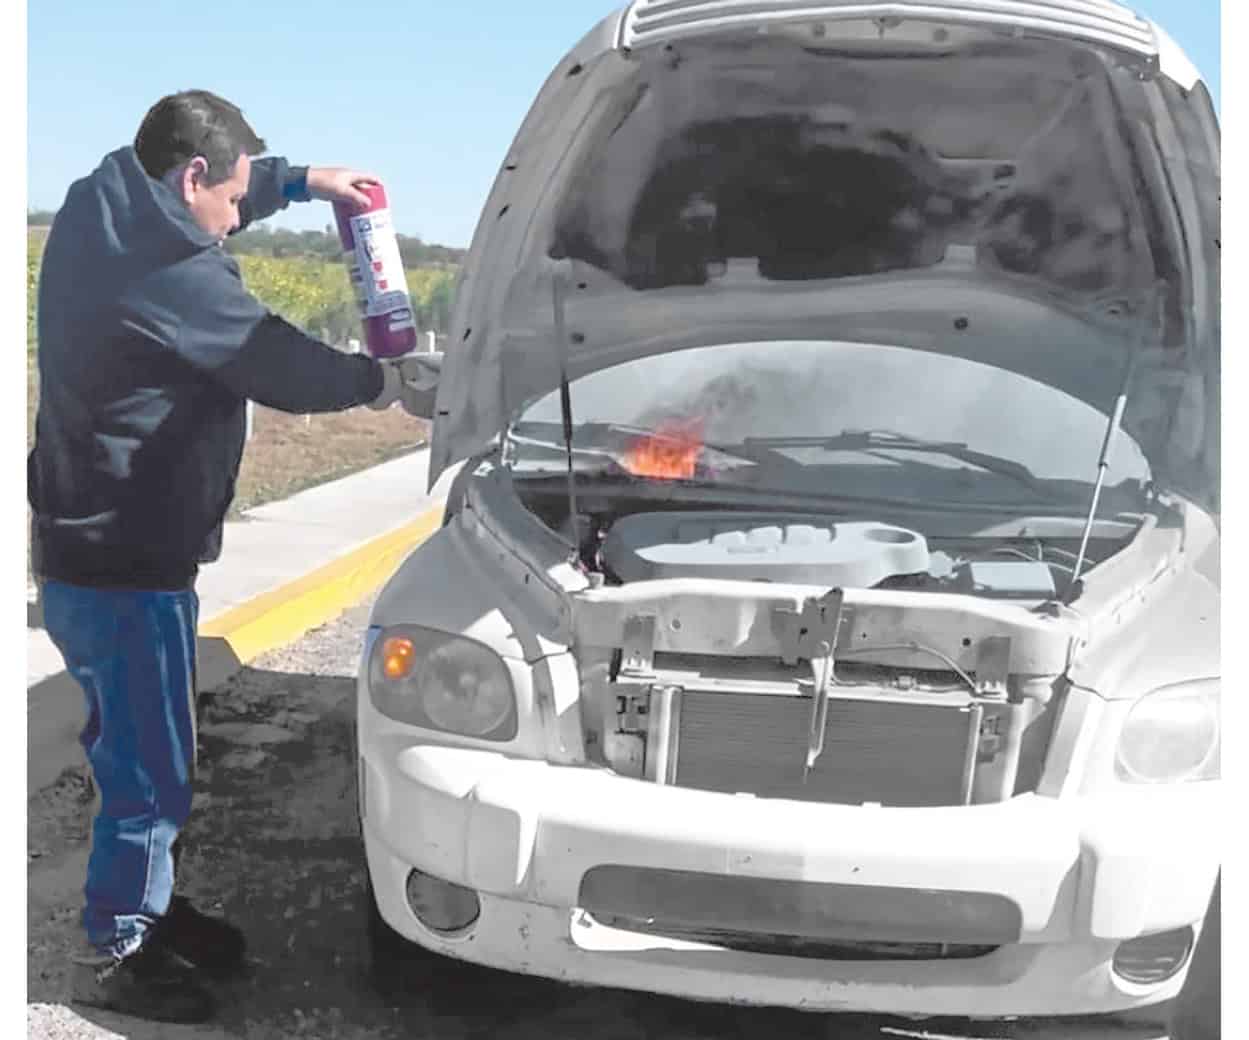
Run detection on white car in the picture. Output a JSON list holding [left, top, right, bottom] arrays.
[[357, 0, 1220, 1020]]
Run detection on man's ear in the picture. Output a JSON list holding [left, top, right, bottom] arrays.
[[177, 156, 210, 201]]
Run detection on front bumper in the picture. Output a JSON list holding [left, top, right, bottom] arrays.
[[360, 738, 1218, 1016]]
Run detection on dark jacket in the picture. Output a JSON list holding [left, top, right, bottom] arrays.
[[28, 147, 385, 590]]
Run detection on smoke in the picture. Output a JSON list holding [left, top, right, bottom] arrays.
[[526, 341, 1149, 485]]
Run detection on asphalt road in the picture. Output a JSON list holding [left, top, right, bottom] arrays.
[[27, 595, 1174, 1039]]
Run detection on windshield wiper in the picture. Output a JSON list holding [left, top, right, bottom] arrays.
[[507, 420, 766, 472], [509, 422, 1070, 503]]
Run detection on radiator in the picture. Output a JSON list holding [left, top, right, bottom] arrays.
[[671, 689, 980, 807]]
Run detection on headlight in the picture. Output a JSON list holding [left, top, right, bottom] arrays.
[[1116, 680, 1219, 784], [366, 625, 516, 741]]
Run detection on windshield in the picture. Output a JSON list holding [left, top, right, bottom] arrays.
[[509, 341, 1151, 509]]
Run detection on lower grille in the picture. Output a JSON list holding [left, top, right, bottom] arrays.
[[673, 690, 979, 807], [580, 866, 1021, 955], [585, 919, 1000, 962]]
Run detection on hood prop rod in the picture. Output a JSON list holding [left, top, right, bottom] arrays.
[[1066, 392, 1127, 599], [1065, 310, 1152, 602], [550, 259, 582, 564]]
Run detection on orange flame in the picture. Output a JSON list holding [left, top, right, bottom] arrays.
[[623, 418, 706, 480]]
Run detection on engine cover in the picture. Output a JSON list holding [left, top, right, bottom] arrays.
[[601, 512, 930, 586]]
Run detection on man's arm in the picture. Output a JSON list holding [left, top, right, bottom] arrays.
[[122, 251, 384, 413], [234, 160, 380, 234], [234, 157, 307, 233], [220, 314, 384, 413]]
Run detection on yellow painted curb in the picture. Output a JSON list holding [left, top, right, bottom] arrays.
[[199, 502, 445, 664]]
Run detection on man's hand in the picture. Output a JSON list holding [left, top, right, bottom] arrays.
[[306, 167, 381, 210], [368, 356, 440, 417]]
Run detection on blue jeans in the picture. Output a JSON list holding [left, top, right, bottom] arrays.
[[41, 580, 199, 959]]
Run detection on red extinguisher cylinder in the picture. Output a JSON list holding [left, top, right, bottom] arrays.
[[333, 183, 418, 359]]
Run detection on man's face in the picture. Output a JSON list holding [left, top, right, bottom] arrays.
[[181, 152, 251, 243]]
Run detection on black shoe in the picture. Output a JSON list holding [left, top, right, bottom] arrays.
[[157, 896, 248, 980], [72, 940, 216, 1024]]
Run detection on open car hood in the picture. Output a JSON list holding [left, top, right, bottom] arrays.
[[431, 0, 1219, 513]]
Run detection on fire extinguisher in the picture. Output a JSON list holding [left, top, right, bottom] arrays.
[[333, 183, 418, 359]]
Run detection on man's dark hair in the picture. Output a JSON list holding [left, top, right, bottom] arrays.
[[134, 90, 267, 185]]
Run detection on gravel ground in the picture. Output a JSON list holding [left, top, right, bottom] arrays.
[[27, 596, 1175, 1039]]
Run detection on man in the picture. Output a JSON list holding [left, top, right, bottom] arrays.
[[28, 90, 426, 1024]]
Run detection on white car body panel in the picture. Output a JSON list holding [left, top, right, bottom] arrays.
[[359, 0, 1219, 1018]]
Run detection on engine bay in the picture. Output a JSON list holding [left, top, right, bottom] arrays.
[[553, 502, 1080, 805], [488, 475, 1145, 805], [551, 504, 1117, 602]]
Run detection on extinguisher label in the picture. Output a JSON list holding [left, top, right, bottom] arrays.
[[350, 207, 413, 318], [342, 253, 367, 308], [388, 308, 416, 333]]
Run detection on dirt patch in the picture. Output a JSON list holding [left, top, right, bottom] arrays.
[[229, 406, 427, 517], [28, 770, 94, 1000]]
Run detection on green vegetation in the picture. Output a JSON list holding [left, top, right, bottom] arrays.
[[236, 254, 363, 344], [236, 254, 457, 344], [225, 222, 465, 269], [26, 223, 461, 351], [223, 226, 463, 340]]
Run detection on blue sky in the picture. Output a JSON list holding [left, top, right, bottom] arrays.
[[27, 0, 1219, 248]]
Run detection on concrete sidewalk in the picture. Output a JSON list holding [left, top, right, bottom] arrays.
[[27, 448, 451, 791]]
